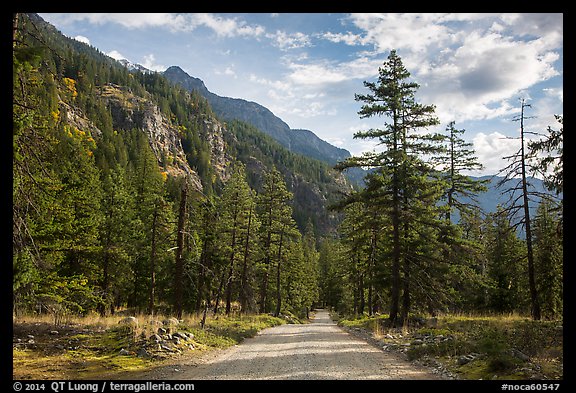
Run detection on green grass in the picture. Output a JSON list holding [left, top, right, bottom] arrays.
[[337, 312, 563, 380], [180, 314, 285, 349]]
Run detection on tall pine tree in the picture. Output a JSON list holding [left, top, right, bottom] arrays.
[[336, 50, 444, 326]]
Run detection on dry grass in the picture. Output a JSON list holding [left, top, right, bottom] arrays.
[[13, 310, 285, 380], [13, 310, 205, 338], [339, 311, 562, 380]]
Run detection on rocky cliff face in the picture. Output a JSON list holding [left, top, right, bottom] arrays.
[[200, 117, 231, 183], [98, 83, 233, 191]]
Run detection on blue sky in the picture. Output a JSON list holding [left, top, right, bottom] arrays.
[[40, 13, 563, 176]]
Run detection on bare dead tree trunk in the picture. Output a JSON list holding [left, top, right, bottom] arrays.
[[518, 101, 541, 321]]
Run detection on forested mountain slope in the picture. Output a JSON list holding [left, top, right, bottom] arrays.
[[162, 66, 358, 172], [12, 13, 349, 319]]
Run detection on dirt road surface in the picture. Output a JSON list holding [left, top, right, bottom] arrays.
[[164, 309, 440, 380]]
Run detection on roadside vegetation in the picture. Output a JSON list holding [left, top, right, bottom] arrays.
[[13, 311, 286, 379], [336, 312, 562, 380]]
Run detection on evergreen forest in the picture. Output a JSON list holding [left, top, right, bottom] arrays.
[[13, 13, 563, 329]]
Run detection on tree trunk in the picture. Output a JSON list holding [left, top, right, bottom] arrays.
[[148, 206, 158, 315], [213, 270, 226, 315], [400, 256, 411, 326], [196, 222, 213, 314], [519, 101, 541, 321], [175, 183, 187, 319], [225, 200, 239, 316], [239, 205, 253, 314], [274, 230, 285, 318], [259, 209, 274, 314], [389, 115, 401, 326]]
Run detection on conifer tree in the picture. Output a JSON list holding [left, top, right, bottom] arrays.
[[128, 131, 174, 311], [484, 207, 525, 312], [532, 199, 563, 319], [435, 121, 488, 223], [528, 115, 563, 196], [336, 50, 444, 326], [256, 168, 294, 314], [215, 163, 260, 315], [98, 166, 133, 315]]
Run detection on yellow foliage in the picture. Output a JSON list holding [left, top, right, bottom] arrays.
[[161, 171, 168, 182], [62, 77, 78, 98]]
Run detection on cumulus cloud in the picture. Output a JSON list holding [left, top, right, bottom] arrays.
[[269, 31, 312, 51], [141, 54, 165, 72], [73, 35, 90, 44], [106, 50, 126, 61], [348, 13, 453, 54], [328, 14, 562, 125], [189, 13, 265, 38], [43, 13, 189, 31], [42, 13, 266, 37], [471, 131, 523, 175], [420, 30, 560, 123]]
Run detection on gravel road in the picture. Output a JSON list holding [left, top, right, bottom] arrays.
[[174, 309, 440, 380]]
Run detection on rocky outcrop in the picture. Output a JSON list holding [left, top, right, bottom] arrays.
[[99, 84, 203, 190], [200, 117, 231, 183], [60, 100, 102, 138]]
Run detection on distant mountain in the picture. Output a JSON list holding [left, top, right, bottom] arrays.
[[457, 175, 560, 224], [162, 66, 356, 172], [118, 58, 154, 73], [161, 67, 560, 211]]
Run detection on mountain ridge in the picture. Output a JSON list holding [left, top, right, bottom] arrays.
[[115, 52, 559, 218], [162, 66, 353, 165]]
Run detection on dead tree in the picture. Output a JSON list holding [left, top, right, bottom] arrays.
[[496, 98, 544, 320]]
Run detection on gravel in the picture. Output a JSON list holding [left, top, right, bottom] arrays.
[[170, 309, 441, 380]]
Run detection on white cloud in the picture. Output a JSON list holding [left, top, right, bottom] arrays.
[[472, 131, 523, 175], [542, 87, 563, 103], [500, 13, 563, 40], [285, 55, 382, 88], [249, 74, 292, 93], [215, 66, 237, 78], [348, 13, 453, 54], [320, 31, 363, 46], [322, 13, 562, 126], [141, 54, 165, 72], [43, 13, 189, 31], [420, 29, 560, 123], [106, 50, 126, 61], [268, 30, 312, 51], [73, 35, 90, 45], [42, 13, 266, 37], [288, 62, 347, 85], [325, 137, 346, 147], [189, 13, 265, 38]]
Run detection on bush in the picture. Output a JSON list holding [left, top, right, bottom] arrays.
[[487, 354, 520, 372]]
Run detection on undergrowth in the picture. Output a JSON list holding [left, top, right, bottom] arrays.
[[336, 312, 563, 380], [13, 312, 286, 379]]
